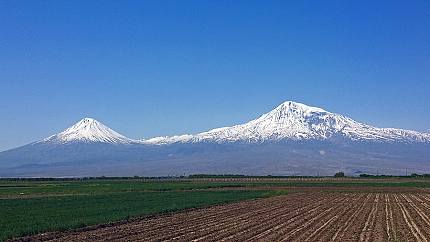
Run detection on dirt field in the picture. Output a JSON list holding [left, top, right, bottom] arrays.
[[17, 190, 430, 242]]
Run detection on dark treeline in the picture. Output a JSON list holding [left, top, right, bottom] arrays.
[[187, 174, 323, 179], [359, 173, 430, 179], [0, 176, 187, 182]]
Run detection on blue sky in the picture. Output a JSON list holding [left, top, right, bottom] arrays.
[[1, 0, 429, 151]]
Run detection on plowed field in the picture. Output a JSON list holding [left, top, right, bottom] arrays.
[[18, 191, 430, 242]]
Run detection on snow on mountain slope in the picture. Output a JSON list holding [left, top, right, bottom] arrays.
[[143, 101, 430, 144], [140, 135, 193, 145], [31, 102, 430, 146], [41, 118, 135, 144]]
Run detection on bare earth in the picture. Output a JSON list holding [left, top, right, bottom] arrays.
[[16, 189, 430, 242]]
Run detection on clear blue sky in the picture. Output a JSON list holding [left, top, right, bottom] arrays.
[[1, 0, 429, 151]]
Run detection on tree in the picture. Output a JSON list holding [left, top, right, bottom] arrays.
[[334, 172, 345, 178]]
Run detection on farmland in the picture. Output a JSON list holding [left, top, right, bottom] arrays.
[[25, 192, 430, 242], [0, 179, 285, 241], [2, 177, 430, 241]]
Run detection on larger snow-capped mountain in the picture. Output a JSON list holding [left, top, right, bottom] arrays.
[[143, 101, 430, 144]]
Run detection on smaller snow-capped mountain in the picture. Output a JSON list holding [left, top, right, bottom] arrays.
[[41, 118, 135, 144], [144, 101, 430, 144]]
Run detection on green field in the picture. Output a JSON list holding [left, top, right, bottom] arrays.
[[0, 179, 286, 241], [0, 180, 245, 199], [1, 177, 430, 241], [2, 178, 430, 199]]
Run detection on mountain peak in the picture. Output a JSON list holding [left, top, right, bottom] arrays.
[[252, 101, 331, 130], [275, 101, 327, 114], [72, 117, 100, 128], [80, 117, 97, 123], [42, 118, 133, 144]]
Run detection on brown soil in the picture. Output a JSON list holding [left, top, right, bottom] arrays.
[[14, 191, 430, 242]]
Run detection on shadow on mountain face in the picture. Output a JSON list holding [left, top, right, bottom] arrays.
[[1, 141, 429, 177]]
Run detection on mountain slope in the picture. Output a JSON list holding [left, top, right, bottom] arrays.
[[143, 101, 430, 144]]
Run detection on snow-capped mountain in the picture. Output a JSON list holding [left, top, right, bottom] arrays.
[[143, 101, 430, 144], [1, 101, 430, 177], [41, 118, 135, 144], [25, 102, 430, 145]]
